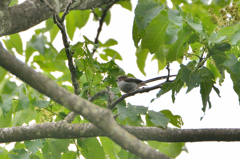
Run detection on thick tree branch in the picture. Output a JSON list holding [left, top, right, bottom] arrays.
[[1, 122, 240, 143], [0, 43, 169, 159], [64, 89, 112, 123], [0, 0, 115, 37]]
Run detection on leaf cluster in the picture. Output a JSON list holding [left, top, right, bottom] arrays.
[[133, 0, 240, 113]]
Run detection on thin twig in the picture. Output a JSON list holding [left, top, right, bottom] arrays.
[[92, 0, 119, 56], [64, 89, 114, 123], [108, 81, 174, 110], [61, 0, 76, 23], [88, 89, 108, 101], [41, 0, 80, 122]]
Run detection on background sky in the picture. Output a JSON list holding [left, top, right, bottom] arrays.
[[2, 0, 240, 158]]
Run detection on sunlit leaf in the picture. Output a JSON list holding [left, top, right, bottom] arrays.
[[135, 46, 149, 76], [24, 140, 43, 155], [102, 39, 118, 47], [180, 64, 202, 93], [135, 0, 164, 32], [166, 26, 192, 62], [78, 138, 105, 159], [75, 10, 91, 29], [9, 34, 23, 55], [147, 110, 170, 128], [66, 11, 77, 40], [142, 10, 169, 53]]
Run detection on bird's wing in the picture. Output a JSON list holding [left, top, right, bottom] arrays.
[[124, 77, 143, 84]]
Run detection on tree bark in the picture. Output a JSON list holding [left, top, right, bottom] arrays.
[[0, 122, 240, 143], [0, 0, 114, 37]]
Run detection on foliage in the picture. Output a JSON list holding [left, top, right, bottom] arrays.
[[1, 0, 240, 158]]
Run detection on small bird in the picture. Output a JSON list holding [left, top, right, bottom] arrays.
[[116, 75, 175, 93]]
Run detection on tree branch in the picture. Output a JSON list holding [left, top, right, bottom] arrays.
[[0, 42, 169, 159], [64, 89, 112, 123], [92, 0, 119, 55], [42, 0, 80, 95], [0, 0, 11, 8], [1, 122, 240, 143], [108, 82, 166, 109], [0, 0, 115, 37]]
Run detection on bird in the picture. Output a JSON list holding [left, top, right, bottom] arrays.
[[116, 75, 175, 93]]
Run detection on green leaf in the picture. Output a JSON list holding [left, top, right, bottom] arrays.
[[17, 84, 30, 110], [31, 99, 49, 108], [147, 110, 170, 128], [72, 42, 84, 57], [180, 64, 202, 93], [161, 110, 183, 128], [25, 42, 35, 63], [135, 0, 164, 32], [24, 140, 43, 155], [200, 81, 212, 112], [198, 67, 215, 111], [132, 20, 143, 47], [117, 102, 128, 121], [142, 10, 169, 53], [127, 103, 148, 121], [9, 33, 23, 55], [9, 0, 18, 6], [102, 39, 118, 47], [156, 82, 175, 98], [166, 26, 192, 62], [231, 30, 240, 45], [45, 18, 60, 42], [207, 59, 221, 79], [56, 72, 71, 82], [211, 50, 228, 84], [17, 95, 30, 110], [42, 139, 70, 159], [62, 151, 77, 159], [118, 148, 140, 159], [0, 67, 7, 84], [78, 138, 105, 159], [103, 48, 122, 60], [214, 42, 231, 51], [218, 24, 240, 37], [185, 14, 203, 34], [148, 141, 185, 158], [208, 33, 227, 47], [75, 10, 91, 29], [66, 11, 77, 40], [118, 0, 132, 11], [0, 107, 12, 128], [12, 109, 37, 126], [9, 148, 30, 159], [0, 95, 13, 116], [164, 23, 180, 45], [29, 35, 47, 55], [230, 73, 240, 103], [100, 137, 119, 159], [224, 54, 240, 74], [0, 147, 10, 159], [168, 8, 182, 29], [201, 16, 217, 35], [54, 49, 67, 61], [135, 46, 149, 76], [105, 10, 111, 26]]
